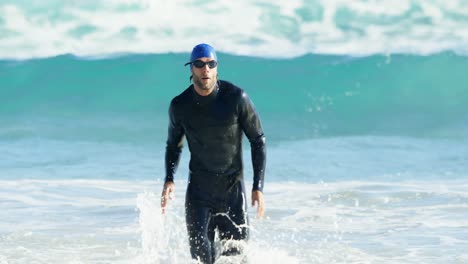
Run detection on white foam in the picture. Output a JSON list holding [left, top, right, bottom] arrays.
[[1, 0, 468, 59], [1, 179, 467, 263], [132, 189, 301, 263]]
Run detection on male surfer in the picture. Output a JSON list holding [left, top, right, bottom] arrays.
[[160, 43, 266, 264]]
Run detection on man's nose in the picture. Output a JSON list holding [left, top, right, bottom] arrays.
[[201, 64, 210, 71]]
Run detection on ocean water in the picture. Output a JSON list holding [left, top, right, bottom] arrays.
[[1, 1, 468, 263]]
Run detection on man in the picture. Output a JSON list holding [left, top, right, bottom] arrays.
[[160, 43, 266, 264]]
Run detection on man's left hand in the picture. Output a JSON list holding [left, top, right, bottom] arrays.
[[251, 190, 265, 219]]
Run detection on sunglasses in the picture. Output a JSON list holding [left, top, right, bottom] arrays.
[[186, 60, 218, 69]]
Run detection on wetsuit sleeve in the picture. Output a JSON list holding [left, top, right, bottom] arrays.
[[165, 100, 184, 183], [238, 92, 266, 192]]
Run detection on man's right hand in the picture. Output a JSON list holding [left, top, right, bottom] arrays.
[[161, 181, 175, 214]]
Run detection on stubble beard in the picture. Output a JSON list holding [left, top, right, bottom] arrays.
[[193, 75, 216, 91]]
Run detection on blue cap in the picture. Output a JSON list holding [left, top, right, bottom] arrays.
[[185, 43, 217, 66]]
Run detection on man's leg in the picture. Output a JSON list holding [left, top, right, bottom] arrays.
[[207, 216, 216, 264], [185, 200, 215, 264], [216, 181, 249, 257]]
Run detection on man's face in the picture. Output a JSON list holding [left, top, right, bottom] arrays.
[[191, 57, 218, 91]]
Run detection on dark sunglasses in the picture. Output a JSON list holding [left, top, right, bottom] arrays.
[[185, 60, 218, 69]]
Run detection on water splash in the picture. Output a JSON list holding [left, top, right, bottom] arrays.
[[134, 190, 301, 264], [135, 191, 191, 263]]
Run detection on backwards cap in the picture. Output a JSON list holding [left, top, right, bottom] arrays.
[[185, 43, 217, 66]]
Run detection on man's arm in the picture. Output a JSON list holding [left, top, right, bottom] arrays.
[[161, 100, 184, 214], [238, 91, 266, 218]]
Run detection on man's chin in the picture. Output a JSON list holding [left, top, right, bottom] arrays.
[[194, 78, 215, 91], [200, 83, 215, 90]]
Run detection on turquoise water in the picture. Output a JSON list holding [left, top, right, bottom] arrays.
[[2, 52, 467, 140], [1, 1, 468, 263]]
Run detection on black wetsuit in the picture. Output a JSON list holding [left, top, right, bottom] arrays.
[[165, 80, 266, 264]]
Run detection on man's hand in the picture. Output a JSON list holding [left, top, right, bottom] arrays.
[[251, 190, 265, 219], [161, 181, 175, 214]]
